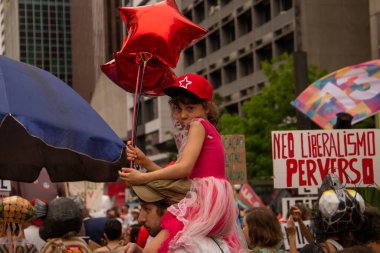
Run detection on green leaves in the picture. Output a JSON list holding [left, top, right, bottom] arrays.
[[219, 54, 327, 179]]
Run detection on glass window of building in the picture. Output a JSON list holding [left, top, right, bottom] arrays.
[[256, 44, 272, 69], [194, 1, 205, 23], [222, 19, 235, 45], [184, 46, 195, 66], [144, 98, 158, 123], [19, 0, 72, 86], [210, 69, 222, 89], [237, 9, 252, 36], [223, 61, 237, 83], [195, 39, 207, 59], [238, 53, 254, 77], [208, 29, 221, 52], [275, 33, 294, 56], [254, 0, 271, 27]]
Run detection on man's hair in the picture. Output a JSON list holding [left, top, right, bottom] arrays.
[[140, 198, 172, 217], [104, 218, 122, 241]]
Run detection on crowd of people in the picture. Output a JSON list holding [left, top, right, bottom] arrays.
[[1, 73, 380, 253]]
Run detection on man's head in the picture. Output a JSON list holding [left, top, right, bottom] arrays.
[[138, 199, 171, 237], [131, 178, 191, 237], [104, 218, 122, 241]]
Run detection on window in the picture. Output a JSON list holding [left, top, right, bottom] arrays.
[[256, 44, 272, 69], [194, 2, 205, 23], [144, 98, 158, 123], [195, 39, 206, 59], [279, 0, 292, 11], [239, 53, 254, 77], [223, 61, 237, 83], [237, 10, 252, 36], [222, 20, 235, 45], [210, 69, 222, 89], [184, 47, 195, 66], [254, 0, 271, 27], [208, 30, 220, 52], [275, 33, 294, 56]]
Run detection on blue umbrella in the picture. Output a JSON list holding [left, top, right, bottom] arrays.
[[0, 55, 126, 182]]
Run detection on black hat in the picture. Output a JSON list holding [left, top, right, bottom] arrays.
[[39, 197, 82, 241]]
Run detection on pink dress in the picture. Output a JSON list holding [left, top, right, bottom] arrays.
[[159, 118, 247, 253]]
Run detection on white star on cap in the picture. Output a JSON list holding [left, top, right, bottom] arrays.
[[179, 76, 192, 89]]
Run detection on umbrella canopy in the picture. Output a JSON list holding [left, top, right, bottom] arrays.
[[292, 59, 380, 129], [0, 56, 126, 182]]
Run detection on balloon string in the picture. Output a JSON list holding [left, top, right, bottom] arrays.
[[129, 52, 153, 168]]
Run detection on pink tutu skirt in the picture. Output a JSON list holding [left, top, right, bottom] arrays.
[[159, 177, 247, 253]]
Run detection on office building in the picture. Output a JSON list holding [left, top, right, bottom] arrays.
[[181, 0, 370, 115], [125, 0, 371, 165]]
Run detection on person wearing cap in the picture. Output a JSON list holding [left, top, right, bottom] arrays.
[[119, 73, 247, 252], [123, 179, 230, 253], [39, 197, 91, 253]]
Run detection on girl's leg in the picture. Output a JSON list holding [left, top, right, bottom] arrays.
[[142, 229, 169, 253]]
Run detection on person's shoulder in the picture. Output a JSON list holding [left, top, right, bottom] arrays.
[[93, 246, 109, 253], [191, 117, 215, 131]]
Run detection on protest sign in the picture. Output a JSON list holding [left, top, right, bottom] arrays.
[[68, 181, 104, 212], [272, 129, 380, 188], [0, 180, 11, 199], [281, 196, 318, 219], [281, 220, 311, 250], [222, 135, 247, 184]]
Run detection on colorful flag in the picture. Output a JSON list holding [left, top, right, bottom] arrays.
[[238, 183, 265, 208], [292, 59, 380, 129]]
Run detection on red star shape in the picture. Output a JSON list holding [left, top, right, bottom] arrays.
[[119, 0, 207, 68]]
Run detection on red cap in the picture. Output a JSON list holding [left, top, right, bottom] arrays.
[[164, 73, 213, 101]]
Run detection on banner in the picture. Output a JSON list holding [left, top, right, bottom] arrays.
[[222, 135, 247, 184], [292, 59, 380, 129], [0, 180, 11, 199], [272, 129, 380, 188], [238, 183, 265, 208]]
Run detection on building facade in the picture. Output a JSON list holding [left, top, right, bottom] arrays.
[[2, 0, 374, 166], [181, 0, 370, 115], [126, 0, 372, 165]]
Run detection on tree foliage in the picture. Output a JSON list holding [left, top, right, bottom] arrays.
[[219, 54, 327, 179]]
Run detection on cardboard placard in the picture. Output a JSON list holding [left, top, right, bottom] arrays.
[[222, 135, 247, 184], [68, 182, 104, 212]]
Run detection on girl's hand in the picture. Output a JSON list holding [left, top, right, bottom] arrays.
[[126, 141, 147, 166], [119, 168, 149, 185]]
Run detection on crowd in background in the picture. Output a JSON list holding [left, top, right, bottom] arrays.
[[1, 170, 380, 253]]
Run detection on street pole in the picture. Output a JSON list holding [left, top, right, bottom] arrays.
[[293, 52, 312, 130]]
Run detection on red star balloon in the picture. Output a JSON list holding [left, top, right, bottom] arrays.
[[100, 56, 176, 96], [119, 0, 208, 68]]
